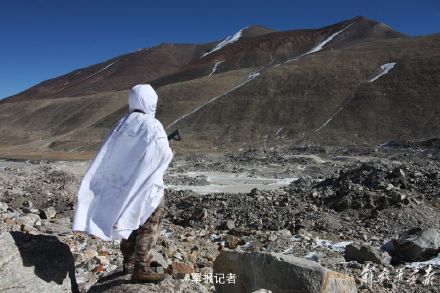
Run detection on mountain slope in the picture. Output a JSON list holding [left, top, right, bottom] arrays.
[[2, 25, 276, 103], [1, 16, 438, 159], [3, 44, 209, 102], [169, 34, 440, 149], [151, 16, 405, 88], [2, 16, 402, 103]]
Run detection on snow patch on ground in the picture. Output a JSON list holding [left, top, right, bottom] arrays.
[[160, 228, 174, 237], [304, 251, 319, 261], [202, 28, 246, 57], [283, 238, 351, 255], [407, 255, 440, 269], [370, 62, 397, 82], [209, 60, 225, 76], [167, 70, 260, 128], [314, 239, 352, 252]]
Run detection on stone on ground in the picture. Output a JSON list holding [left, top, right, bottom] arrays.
[[213, 250, 357, 293], [0, 232, 78, 293], [392, 228, 440, 261], [344, 243, 391, 265]]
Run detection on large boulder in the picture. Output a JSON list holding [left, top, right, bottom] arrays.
[[344, 243, 391, 265], [213, 250, 357, 293], [392, 228, 440, 261], [0, 231, 78, 293]]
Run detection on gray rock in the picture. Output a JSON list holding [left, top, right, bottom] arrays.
[[304, 251, 321, 263], [1, 211, 19, 220], [213, 250, 357, 293], [39, 207, 57, 219], [344, 243, 391, 265], [277, 229, 292, 237], [75, 267, 91, 285], [20, 223, 37, 233], [0, 201, 8, 212], [162, 240, 177, 257], [392, 228, 440, 261], [22, 207, 39, 214], [224, 234, 241, 249], [22, 200, 33, 208], [296, 228, 313, 240], [43, 222, 71, 235], [267, 234, 277, 242], [191, 207, 208, 220], [264, 219, 284, 231], [52, 217, 71, 226], [0, 232, 78, 292], [249, 188, 262, 197], [390, 168, 408, 188], [220, 220, 236, 230], [150, 250, 168, 268], [17, 214, 41, 227]]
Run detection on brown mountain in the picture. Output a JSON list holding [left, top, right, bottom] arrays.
[[1, 16, 438, 159], [3, 44, 208, 102], [2, 25, 275, 103], [151, 16, 405, 88]]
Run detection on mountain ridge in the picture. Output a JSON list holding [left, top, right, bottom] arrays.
[[0, 16, 438, 159], [2, 16, 404, 103]]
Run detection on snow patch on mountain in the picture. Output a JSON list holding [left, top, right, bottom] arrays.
[[86, 62, 116, 79], [285, 23, 354, 63], [55, 61, 117, 93], [306, 23, 354, 55], [167, 71, 260, 128], [209, 60, 225, 76], [370, 62, 397, 82], [314, 105, 345, 133], [202, 27, 247, 57], [314, 62, 397, 132]]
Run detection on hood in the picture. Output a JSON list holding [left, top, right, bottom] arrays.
[[128, 84, 158, 115]]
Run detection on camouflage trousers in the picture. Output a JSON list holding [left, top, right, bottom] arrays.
[[120, 196, 165, 274]]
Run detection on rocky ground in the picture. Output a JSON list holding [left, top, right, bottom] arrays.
[[0, 144, 439, 292]]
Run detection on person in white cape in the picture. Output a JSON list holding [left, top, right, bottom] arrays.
[[72, 84, 173, 283]]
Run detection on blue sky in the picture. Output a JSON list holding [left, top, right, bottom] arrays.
[[1, 0, 439, 99]]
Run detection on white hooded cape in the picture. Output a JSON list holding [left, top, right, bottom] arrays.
[[72, 84, 173, 240]]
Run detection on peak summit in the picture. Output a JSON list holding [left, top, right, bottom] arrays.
[[241, 25, 276, 38]]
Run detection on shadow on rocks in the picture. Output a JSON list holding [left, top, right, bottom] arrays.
[[10, 231, 79, 293], [87, 275, 133, 293]]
